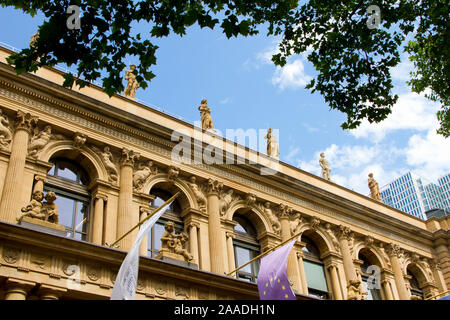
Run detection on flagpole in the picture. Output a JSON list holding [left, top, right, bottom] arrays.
[[108, 192, 180, 248], [424, 289, 450, 300], [226, 231, 302, 277]]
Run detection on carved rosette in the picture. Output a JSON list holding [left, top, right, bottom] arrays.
[[120, 147, 139, 167], [87, 265, 101, 281], [2, 246, 20, 264], [15, 110, 38, 133]]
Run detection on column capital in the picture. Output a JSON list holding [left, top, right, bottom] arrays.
[[327, 263, 338, 271], [94, 193, 108, 202], [120, 147, 139, 167], [386, 243, 402, 258], [205, 178, 223, 196], [337, 225, 352, 240], [15, 110, 38, 133], [34, 174, 48, 184], [276, 203, 292, 220], [187, 221, 200, 230], [38, 284, 67, 300], [296, 251, 304, 259], [226, 231, 235, 239]]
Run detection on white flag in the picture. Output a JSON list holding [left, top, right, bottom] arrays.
[[110, 199, 174, 300]]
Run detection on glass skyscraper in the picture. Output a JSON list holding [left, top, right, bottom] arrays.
[[380, 172, 450, 220]]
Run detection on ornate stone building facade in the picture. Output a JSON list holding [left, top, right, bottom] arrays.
[[0, 45, 448, 300]]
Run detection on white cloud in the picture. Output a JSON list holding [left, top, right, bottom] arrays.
[[405, 129, 450, 182], [350, 92, 440, 142], [220, 97, 231, 104], [390, 56, 415, 82], [272, 59, 312, 90]]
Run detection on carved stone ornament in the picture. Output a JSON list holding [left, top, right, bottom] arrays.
[[245, 193, 257, 208], [187, 176, 206, 211], [123, 64, 140, 99], [0, 108, 12, 150], [73, 132, 87, 150], [62, 262, 79, 276], [319, 152, 331, 181], [154, 281, 167, 295], [15, 110, 38, 133], [2, 246, 20, 264], [338, 225, 351, 240], [31, 253, 50, 270], [368, 173, 382, 201], [137, 278, 145, 291], [259, 201, 281, 236], [290, 214, 302, 236], [324, 223, 341, 253], [310, 216, 320, 230], [346, 280, 367, 300], [386, 243, 402, 258], [206, 178, 223, 195], [175, 286, 190, 300], [93, 146, 118, 183], [133, 160, 157, 192], [17, 190, 60, 224], [264, 128, 279, 159], [219, 189, 234, 216], [167, 165, 180, 181], [277, 203, 291, 220], [364, 235, 374, 247], [28, 125, 65, 158], [378, 242, 392, 268], [87, 265, 101, 281], [121, 147, 140, 167], [157, 221, 193, 262], [198, 99, 214, 131]]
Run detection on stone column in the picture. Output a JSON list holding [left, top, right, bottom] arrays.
[[116, 148, 139, 251], [38, 284, 67, 300], [4, 279, 35, 300], [296, 251, 309, 295], [226, 231, 236, 275], [430, 259, 448, 294], [206, 179, 226, 275], [328, 263, 343, 300], [187, 222, 200, 265], [382, 279, 394, 300], [387, 243, 410, 300], [138, 207, 149, 256], [33, 174, 48, 193], [337, 225, 358, 284], [92, 194, 107, 245], [0, 111, 38, 223], [278, 204, 301, 293]]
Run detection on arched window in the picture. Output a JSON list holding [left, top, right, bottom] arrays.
[[45, 158, 91, 240], [147, 188, 183, 258], [233, 214, 260, 283], [407, 268, 424, 299], [302, 236, 329, 299], [358, 252, 382, 300]]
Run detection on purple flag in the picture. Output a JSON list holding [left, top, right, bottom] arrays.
[[257, 239, 296, 300]]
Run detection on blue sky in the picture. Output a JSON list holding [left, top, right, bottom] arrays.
[[0, 6, 449, 196]]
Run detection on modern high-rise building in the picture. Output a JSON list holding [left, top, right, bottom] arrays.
[[380, 172, 450, 220]]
